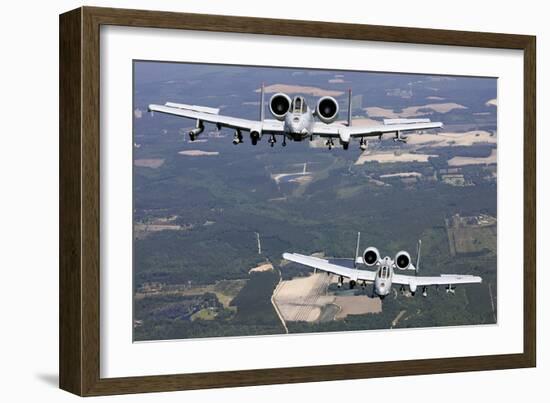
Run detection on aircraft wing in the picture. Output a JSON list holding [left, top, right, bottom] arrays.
[[313, 119, 443, 139], [282, 253, 376, 282], [392, 273, 482, 287], [148, 103, 284, 133]]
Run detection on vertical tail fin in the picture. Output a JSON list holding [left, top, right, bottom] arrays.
[[260, 82, 265, 122], [347, 88, 353, 127], [354, 231, 361, 268], [415, 239, 422, 276]]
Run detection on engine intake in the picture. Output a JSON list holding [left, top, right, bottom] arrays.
[[269, 93, 292, 121], [363, 247, 380, 267], [316, 96, 339, 123], [394, 251, 411, 270]]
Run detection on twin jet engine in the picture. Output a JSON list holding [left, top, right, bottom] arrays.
[[362, 247, 412, 270], [269, 93, 339, 123]]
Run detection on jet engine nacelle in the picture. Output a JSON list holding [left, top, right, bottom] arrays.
[[269, 93, 292, 121], [394, 251, 411, 270], [362, 247, 380, 267], [316, 96, 339, 123]]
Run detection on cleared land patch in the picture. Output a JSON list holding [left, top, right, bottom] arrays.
[[445, 214, 497, 256], [273, 273, 382, 323], [355, 152, 436, 165], [273, 273, 333, 322], [134, 216, 192, 239], [448, 149, 497, 166], [365, 102, 467, 118], [249, 262, 274, 273], [257, 84, 343, 97], [179, 150, 219, 156], [135, 279, 247, 309], [333, 296, 382, 319], [380, 172, 423, 179], [134, 158, 165, 168], [405, 130, 496, 147]]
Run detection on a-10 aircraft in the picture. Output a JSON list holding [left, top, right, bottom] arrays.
[[147, 85, 443, 150], [282, 233, 482, 299]]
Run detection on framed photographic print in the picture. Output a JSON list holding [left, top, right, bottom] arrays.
[[59, 6, 536, 396]]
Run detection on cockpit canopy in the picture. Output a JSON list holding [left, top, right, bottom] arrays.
[[292, 96, 307, 114], [378, 266, 390, 279]]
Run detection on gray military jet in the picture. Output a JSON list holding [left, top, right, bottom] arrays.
[[148, 85, 442, 150], [283, 233, 482, 299]]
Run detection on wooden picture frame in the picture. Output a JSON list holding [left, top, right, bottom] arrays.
[[59, 6, 536, 396]]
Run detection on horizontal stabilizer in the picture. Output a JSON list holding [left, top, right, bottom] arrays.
[[164, 102, 220, 115], [383, 118, 432, 125]]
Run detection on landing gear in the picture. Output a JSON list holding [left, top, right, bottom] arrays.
[[232, 129, 243, 145], [422, 286, 428, 297], [360, 138, 368, 151], [342, 142, 349, 150], [268, 134, 277, 147], [399, 285, 406, 295], [188, 119, 204, 141], [393, 131, 407, 143], [325, 138, 335, 150], [446, 285, 456, 294], [349, 280, 356, 289], [337, 275, 344, 288], [361, 280, 367, 289], [282, 136, 287, 147]]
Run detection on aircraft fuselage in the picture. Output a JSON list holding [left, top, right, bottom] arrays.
[[374, 256, 394, 298], [283, 107, 315, 141]]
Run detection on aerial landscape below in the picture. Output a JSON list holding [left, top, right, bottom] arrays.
[[132, 61, 497, 341]]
